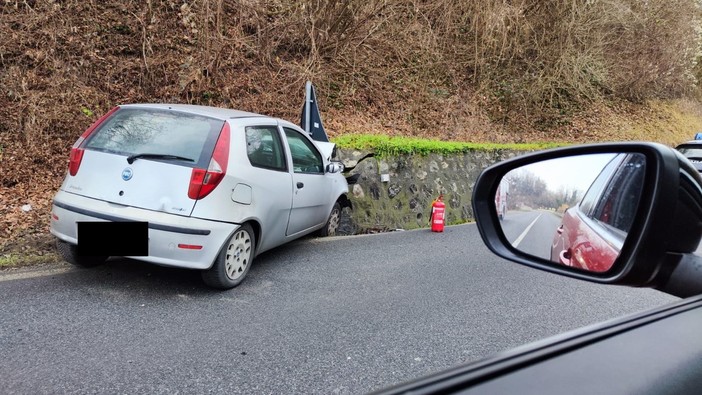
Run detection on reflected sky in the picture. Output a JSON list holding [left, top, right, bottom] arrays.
[[508, 153, 617, 194]]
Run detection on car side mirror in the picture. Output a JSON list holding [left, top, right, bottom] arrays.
[[472, 143, 702, 297], [326, 162, 344, 174]]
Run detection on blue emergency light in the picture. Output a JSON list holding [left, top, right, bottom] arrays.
[[695, 132, 702, 140]]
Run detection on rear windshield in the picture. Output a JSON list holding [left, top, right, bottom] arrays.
[[84, 108, 225, 168]]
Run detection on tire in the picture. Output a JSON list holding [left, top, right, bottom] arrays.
[[201, 224, 255, 289], [56, 241, 108, 267], [318, 202, 341, 237]]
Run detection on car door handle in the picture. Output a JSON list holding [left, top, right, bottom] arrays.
[[297, 182, 304, 189]]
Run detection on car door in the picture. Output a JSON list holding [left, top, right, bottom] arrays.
[[235, 122, 294, 251], [282, 126, 335, 236]]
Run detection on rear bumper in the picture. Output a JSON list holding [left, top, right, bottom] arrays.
[[50, 190, 238, 270]]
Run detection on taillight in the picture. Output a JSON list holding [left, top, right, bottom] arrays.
[[188, 123, 230, 200], [68, 106, 120, 176], [68, 145, 85, 176]]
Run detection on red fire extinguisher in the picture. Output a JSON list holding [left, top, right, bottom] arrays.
[[431, 194, 445, 233]]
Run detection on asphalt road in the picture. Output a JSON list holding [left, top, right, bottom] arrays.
[[500, 210, 563, 260], [0, 224, 677, 394]]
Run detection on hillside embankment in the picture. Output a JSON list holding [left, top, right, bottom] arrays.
[[2, 1, 702, 267]]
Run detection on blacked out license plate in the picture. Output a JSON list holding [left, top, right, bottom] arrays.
[[77, 221, 148, 257]]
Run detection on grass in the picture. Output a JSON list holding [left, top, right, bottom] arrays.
[[0, 254, 23, 268], [0, 252, 60, 269], [0, 233, 63, 270], [332, 135, 566, 156]]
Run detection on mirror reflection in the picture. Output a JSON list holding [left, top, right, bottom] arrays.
[[496, 153, 646, 273]]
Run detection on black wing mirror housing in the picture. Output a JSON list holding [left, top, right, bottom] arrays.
[[472, 142, 702, 297]]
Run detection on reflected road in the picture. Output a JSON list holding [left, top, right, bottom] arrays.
[[501, 210, 563, 260]]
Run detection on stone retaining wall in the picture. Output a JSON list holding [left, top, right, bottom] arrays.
[[335, 149, 528, 234]]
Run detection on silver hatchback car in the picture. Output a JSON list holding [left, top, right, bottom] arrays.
[[50, 103, 349, 289]]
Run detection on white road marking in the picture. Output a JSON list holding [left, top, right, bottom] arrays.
[[513, 214, 542, 248], [0, 266, 72, 282]]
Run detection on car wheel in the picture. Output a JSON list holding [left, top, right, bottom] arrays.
[[202, 224, 255, 289], [56, 241, 108, 267], [319, 202, 341, 237]]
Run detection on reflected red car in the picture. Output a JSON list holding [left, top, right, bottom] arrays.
[[551, 208, 620, 272], [550, 153, 645, 273]]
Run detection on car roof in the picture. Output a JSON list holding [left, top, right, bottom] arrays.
[[119, 103, 269, 121]]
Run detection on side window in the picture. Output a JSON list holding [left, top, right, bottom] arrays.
[[591, 153, 645, 233], [283, 127, 323, 174], [245, 126, 286, 171], [578, 155, 624, 215]]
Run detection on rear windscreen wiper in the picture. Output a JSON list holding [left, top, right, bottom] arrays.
[[126, 153, 195, 164]]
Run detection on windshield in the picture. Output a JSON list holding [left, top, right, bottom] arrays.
[[676, 145, 702, 159]]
